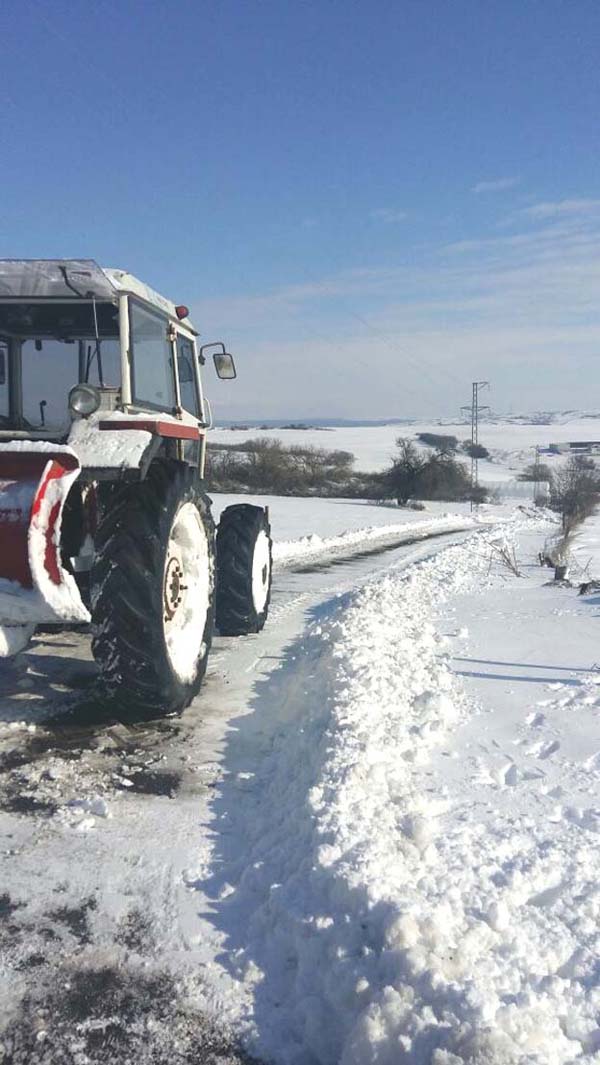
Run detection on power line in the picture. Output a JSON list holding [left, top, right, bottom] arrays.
[[293, 264, 471, 396]]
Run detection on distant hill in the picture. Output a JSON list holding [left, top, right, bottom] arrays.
[[216, 411, 600, 431], [216, 417, 418, 429]]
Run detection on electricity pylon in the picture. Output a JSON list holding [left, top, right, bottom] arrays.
[[461, 381, 490, 510]]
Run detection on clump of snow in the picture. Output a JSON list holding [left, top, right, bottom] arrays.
[[0, 623, 35, 656], [68, 795, 110, 819], [0, 441, 77, 456]]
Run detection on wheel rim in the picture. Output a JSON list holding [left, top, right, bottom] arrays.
[[163, 502, 211, 683], [252, 530, 271, 614]]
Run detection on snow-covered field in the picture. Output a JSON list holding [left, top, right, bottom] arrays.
[[1, 416, 600, 1063], [211, 411, 600, 476]]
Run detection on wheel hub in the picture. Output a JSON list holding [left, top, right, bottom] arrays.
[[164, 555, 187, 620]]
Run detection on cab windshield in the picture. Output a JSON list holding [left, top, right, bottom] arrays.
[[0, 301, 120, 434]]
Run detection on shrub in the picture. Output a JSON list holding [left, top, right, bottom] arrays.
[[417, 432, 459, 452], [385, 440, 427, 505], [463, 441, 490, 459], [205, 438, 358, 496], [518, 462, 553, 483]]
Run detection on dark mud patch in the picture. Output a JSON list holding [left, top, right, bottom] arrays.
[[1, 961, 260, 1064], [0, 894, 26, 953], [0, 733, 87, 775], [119, 769, 181, 797], [15, 951, 47, 971], [0, 893, 25, 919], [0, 710, 181, 779], [48, 897, 97, 945], [0, 793, 58, 816]]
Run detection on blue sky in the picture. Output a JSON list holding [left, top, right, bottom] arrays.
[[1, 0, 599, 419]]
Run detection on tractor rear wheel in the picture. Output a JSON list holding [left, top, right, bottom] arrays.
[[216, 505, 272, 636], [91, 462, 215, 715]]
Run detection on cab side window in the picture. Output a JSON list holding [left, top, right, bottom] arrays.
[[176, 336, 199, 416], [130, 302, 175, 410]]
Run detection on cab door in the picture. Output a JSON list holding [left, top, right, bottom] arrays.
[[175, 333, 203, 468]]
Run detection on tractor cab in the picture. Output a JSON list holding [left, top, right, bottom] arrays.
[[0, 260, 270, 713], [0, 259, 234, 457]]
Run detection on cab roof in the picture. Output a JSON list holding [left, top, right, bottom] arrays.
[[0, 259, 198, 334]]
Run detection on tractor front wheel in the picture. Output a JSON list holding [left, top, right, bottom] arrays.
[[216, 505, 272, 636], [91, 463, 215, 715]]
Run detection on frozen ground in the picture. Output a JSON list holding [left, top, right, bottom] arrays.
[[0, 515, 489, 1063]]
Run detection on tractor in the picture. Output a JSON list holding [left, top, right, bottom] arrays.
[[0, 259, 272, 713]]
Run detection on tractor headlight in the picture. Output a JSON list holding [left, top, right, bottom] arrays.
[[69, 384, 101, 417]]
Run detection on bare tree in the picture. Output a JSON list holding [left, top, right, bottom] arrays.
[[386, 439, 426, 505], [550, 455, 600, 532]]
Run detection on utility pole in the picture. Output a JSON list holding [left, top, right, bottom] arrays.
[[461, 381, 490, 510], [532, 445, 541, 506]]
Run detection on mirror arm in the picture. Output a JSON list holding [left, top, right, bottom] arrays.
[[199, 341, 226, 366]]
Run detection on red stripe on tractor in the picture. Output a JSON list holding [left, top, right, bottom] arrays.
[[43, 501, 63, 585], [31, 460, 73, 587], [99, 419, 201, 440]]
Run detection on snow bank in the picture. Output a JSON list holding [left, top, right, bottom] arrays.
[[273, 514, 483, 564], [210, 521, 598, 1064], [482, 478, 551, 502]]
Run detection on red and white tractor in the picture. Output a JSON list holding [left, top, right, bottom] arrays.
[[0, 259, 272, 713]]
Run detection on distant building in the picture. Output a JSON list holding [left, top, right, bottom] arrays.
[[548, 441, 600, 455]]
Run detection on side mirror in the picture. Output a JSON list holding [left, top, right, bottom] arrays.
[[213, 352, 237, 379]]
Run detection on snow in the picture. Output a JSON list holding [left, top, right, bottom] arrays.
[[0, 440, 77, 456], [199, 516, 600, 1064], [2, 417, 600, 1063], [0, 623, 35, 656], [271, 512, 478, 563], [569, 509, 600, 580], [68, 413, 152, 469]]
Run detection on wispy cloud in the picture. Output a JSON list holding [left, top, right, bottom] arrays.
[[370, 208, 408, 223], [471, 177, 520, 194], [520, 198, 600, 219], [193, 199, 600, 419]]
